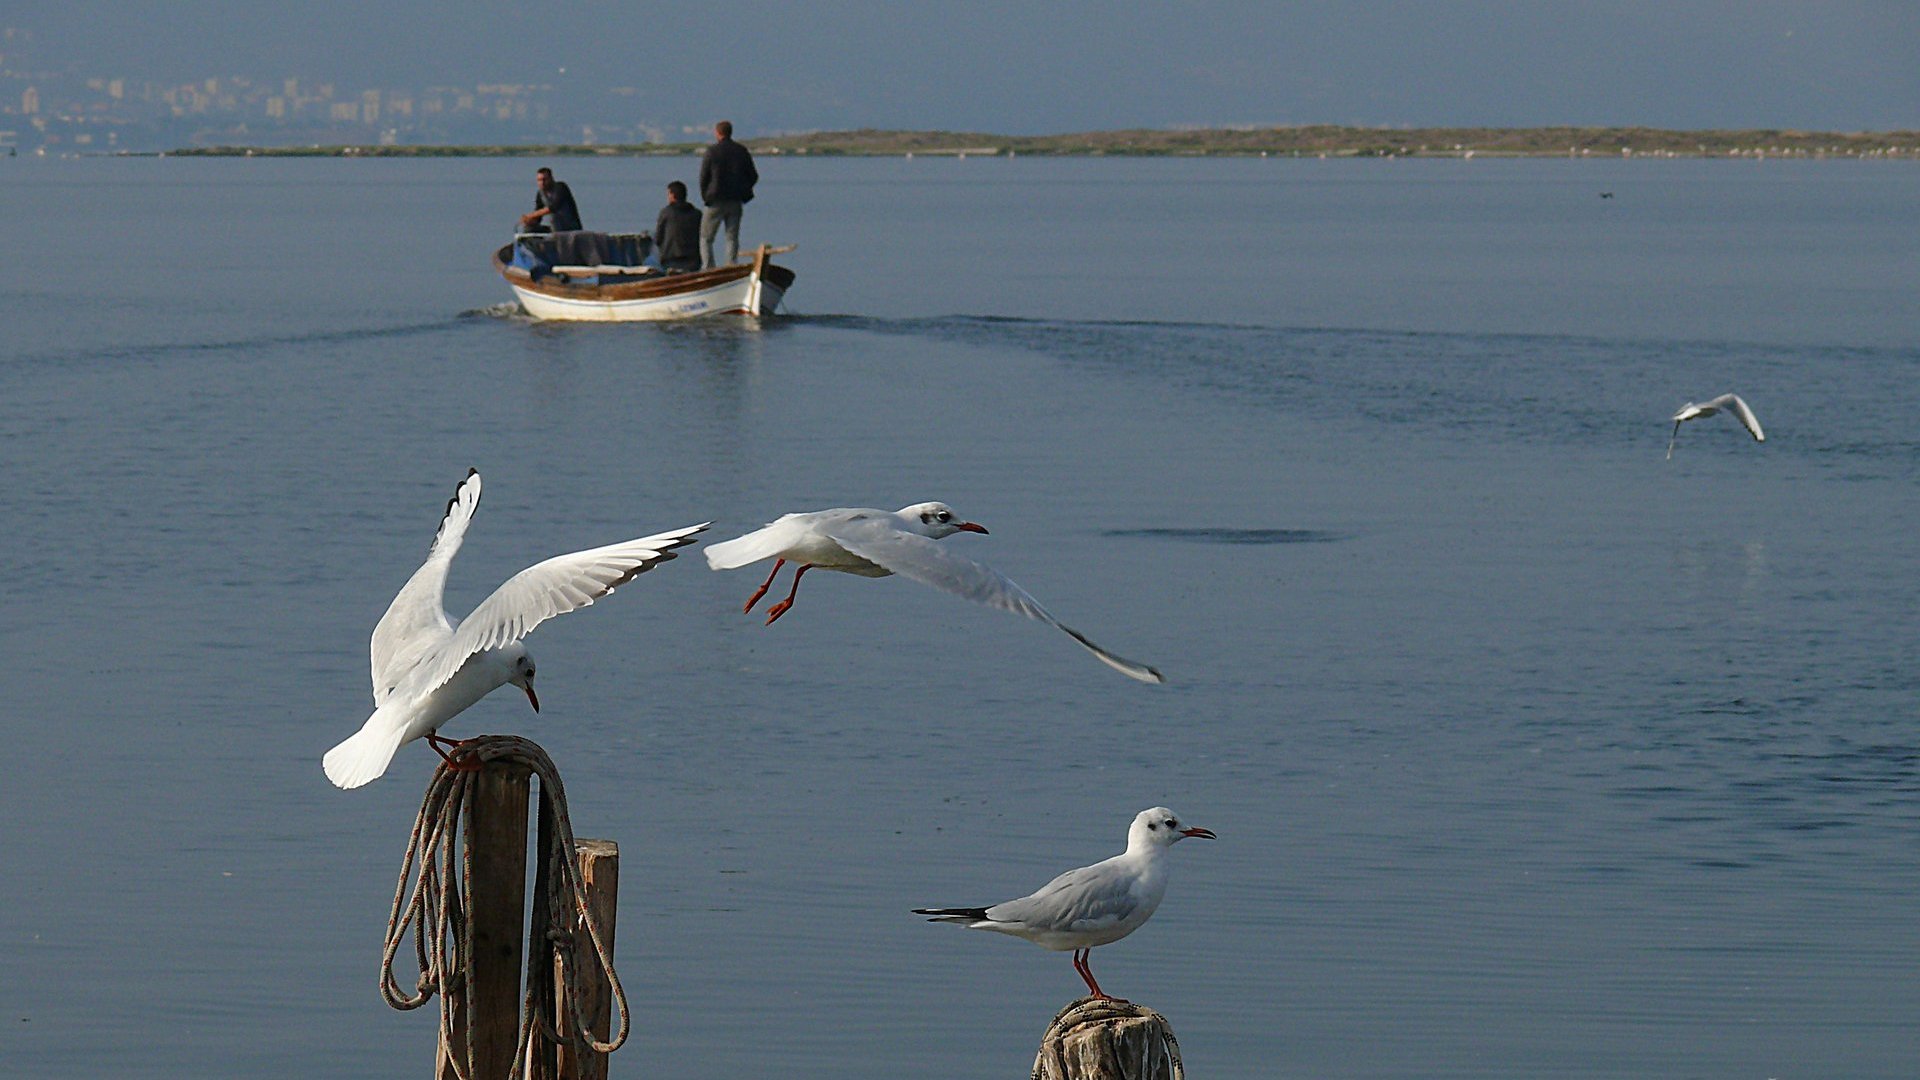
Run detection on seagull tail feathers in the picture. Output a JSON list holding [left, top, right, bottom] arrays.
[[913, 906, 993, 926], [322, 720, 408, 790], [703, 527, 786, 571]]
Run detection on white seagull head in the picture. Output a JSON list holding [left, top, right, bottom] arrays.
[[498, 641, 539, 712], [896, 501, 989, 539], [1128, 806, 1216, 853]]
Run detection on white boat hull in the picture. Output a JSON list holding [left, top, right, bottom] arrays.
[[507, 275, 786, 322], [494, 241, 795, 323]]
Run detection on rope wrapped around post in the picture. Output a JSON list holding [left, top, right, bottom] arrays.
[[379, 735, 630, 1080], [1031, 997, 1184, 1080]]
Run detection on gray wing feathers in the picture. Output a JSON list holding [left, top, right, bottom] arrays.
[[370, 469, 481, 703], [829, 521, 1053, 616], [827, 521, 1164, 684], [409, 521, 709, 697], [990, 865, 1134, 933], [1710, 393, 1766, 442]]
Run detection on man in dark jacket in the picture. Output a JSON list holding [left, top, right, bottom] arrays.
[[654, 180, 702, 272], [697, 120, 758, 268], [519, 167, 582, 233]]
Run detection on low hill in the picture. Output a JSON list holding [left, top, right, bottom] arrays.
[[170, 126, 1920, 159]]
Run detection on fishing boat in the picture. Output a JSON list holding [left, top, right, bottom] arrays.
[[493, 231, 796, 322]]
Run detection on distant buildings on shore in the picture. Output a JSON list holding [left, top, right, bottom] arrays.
[[0, 26, 692, 153], [3, 26, 1914, 159]]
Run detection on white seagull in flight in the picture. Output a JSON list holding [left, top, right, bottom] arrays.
[[1668, 393, 1765, 459], [322, 469, 708, 789], [914, 807, 1215, 1001], [702, 502, 1164, 683]]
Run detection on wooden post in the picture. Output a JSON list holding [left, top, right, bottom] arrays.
[[438, 761, 531, 1080], [1031, 998, 1183, 1080], [554, 839, 620, 1080], [525, 788, 560, 1080]]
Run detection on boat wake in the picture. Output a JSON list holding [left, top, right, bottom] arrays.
[[10, 317, 471, 368], [1102, 528, 1350, 546], [460, 302, 532, 321]]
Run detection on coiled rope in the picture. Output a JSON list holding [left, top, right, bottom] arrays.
[[380, 735, 629, 1079]]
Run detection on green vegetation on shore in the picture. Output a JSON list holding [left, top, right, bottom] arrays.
[[166, 125, 1920, 159]]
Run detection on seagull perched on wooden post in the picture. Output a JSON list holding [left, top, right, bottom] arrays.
[[1668, 393, 1765, 459], [913, 807, 1215, 1001], [703, 502, 1164, 683], [322, 469, 708, 789]]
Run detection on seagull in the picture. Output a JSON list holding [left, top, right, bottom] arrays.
[[702, 502, 1164, 683], [322, 469, 708, 789], [1668, 393, 1765, 459], [913, 807, 1216, 1001]]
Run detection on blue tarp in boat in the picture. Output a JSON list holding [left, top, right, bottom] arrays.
[[511, 231, 654, 277]]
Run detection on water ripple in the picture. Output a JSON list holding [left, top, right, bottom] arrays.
[[1102, 526, 1349, 545]]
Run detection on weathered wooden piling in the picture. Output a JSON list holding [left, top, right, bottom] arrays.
[[438, 760, 531, 1080], [1032, 998, 1184, 1080], [386, 741, 624, 1080], [553, 840, 620, 1080]]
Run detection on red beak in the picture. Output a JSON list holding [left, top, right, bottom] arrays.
[[956, 522, 989, 534], [523, 684, 540, 713], [1181, 827, 1216, 840]]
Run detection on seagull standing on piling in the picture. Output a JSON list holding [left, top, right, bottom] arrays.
[[322, 469, 708, 789], [1668, 393, 1766, 459], [913, 807, 1215, 1001], [702, 502, 1164, 683]]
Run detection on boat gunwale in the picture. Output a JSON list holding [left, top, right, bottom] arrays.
[[491, 244, 796, 302]]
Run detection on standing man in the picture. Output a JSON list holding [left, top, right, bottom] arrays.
[[654, 180, 702, 273], [519, 166, 582, 233], [698, 120, 758, 268]]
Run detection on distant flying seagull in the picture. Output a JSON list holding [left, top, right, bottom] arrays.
[[1668, 393, 1766, 459], [913, 807, 1216, 1001], [322, 469, 708, 789], [702, 502, 1164, 683]]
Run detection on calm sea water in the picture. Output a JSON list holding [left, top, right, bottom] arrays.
[[2, 156, 1917, 1079]]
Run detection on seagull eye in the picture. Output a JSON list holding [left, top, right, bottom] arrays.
[[1166, 820, 1177, 828], [936, 511, 951, 522]]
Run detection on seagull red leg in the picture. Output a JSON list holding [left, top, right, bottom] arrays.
[[1074, 949, 1120, 1002], [742, 558, 786, 614], [764, 563, 812, 625], [426, 732, 482, 773]]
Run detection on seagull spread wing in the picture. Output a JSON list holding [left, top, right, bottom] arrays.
[[824, 518, 1164, 684], [1705, 393, 1766, 442], [370, 469, 482, 704], [401, 521, 710, 700]]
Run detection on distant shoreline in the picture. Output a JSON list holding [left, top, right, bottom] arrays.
[[152, 125, 1920, 160]]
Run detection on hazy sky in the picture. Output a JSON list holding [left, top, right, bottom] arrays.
[[15, 1, 1919, 132]]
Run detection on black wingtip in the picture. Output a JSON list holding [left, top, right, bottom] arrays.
[[434, 469, 482, 544], [912, 906, 991, 920]]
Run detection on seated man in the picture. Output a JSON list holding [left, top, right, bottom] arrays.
[[519, 167, 582, 233], [654, 180, 702, 272]]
